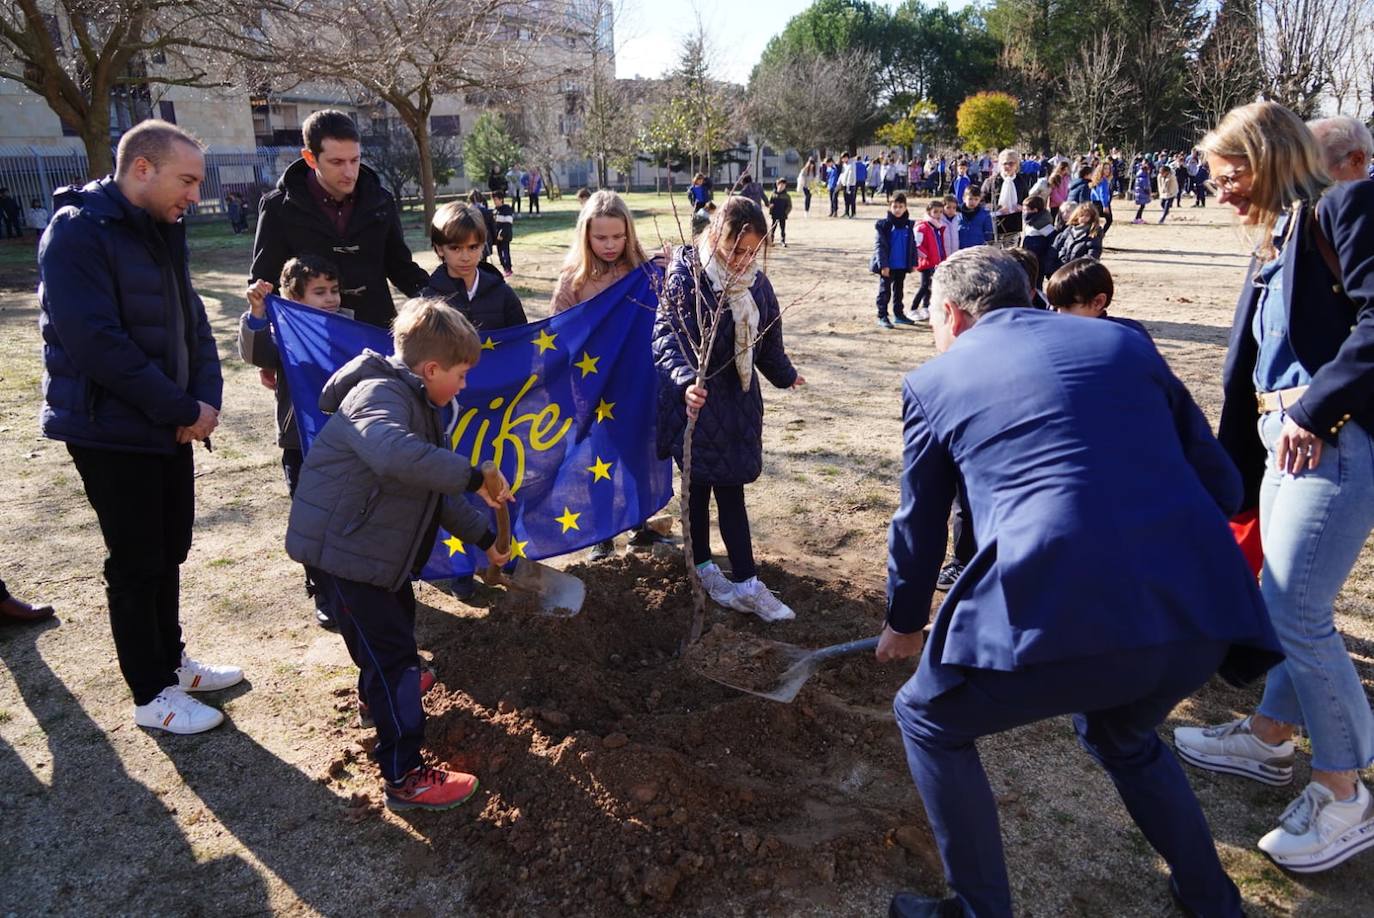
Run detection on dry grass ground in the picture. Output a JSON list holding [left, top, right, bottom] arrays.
[[0, 191, 1370, 916]]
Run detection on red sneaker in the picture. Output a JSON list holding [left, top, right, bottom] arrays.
[[358, 664, 437, 729], [384, 766, 479, 811]]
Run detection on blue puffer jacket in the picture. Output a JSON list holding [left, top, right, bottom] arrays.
[[38, 179, 222, 454], [652, 245, 797, 485]]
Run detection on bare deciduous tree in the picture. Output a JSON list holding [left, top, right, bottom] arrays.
[[1061, 31, 1133, 150], [1256, 0, 1357, 118], [747, 47, 881, 157], [1322, 0, 1374, 117], [1189, 5, 1263, 130]]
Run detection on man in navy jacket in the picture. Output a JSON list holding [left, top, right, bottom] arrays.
[[38, 121, 243, 736], [879, 247, 1282, 918]]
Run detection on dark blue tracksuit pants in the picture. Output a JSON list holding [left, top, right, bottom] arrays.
[[320, 573, 424, 783], [893, 639, 1242, 918], [876, 269, 909, 319]]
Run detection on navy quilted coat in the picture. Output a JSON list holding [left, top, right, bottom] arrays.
[[653, 245, 797, 485], [38, 179, 222, 455]]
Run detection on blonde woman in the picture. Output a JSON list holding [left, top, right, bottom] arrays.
[[1174, 101, 1374, 874], [549, 190, 668, 559]]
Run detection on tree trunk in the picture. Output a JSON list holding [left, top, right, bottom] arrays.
[[81, 97, 114, 179], [415, 124, 436, 226]]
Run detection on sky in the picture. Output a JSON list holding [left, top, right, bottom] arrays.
[[614, 0, 972, 85]]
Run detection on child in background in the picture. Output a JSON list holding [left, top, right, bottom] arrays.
[[688, 173, 710, 211], [490, 189, 515, 277], [1006, 246, 1051, 309], [1019, 194, 1057, 281], [653, 197, 805, 622], [1156, 166, 1178, 224], [693, 200, 716, 238], [910, 199, 948, 322], [1131, 162, 1153, 224], [1192, 161, 1210, 207], [527, 169, 543, 216], [1045, 257, 1150, 339], [576, 187, 592, 208], [26, 199, 50, 238], [768, 179, 792, 247], [826, 156, 841, 217], [871, 192, 920, 329], [940, 195, 961, 259], [423, 201, 526, 331], [956, 187, 994, 249], [466, 189, 495, 262], [1053, 203, 1105, 264], [951, 160, 971, 206], [241, 255, 350, 629], [286, 297, 513, 811], [1090, 163, 1114, 236]]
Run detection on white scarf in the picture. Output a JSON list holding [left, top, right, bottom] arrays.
[[698, 241, 760, 389], [997, 173, 1019, 215]]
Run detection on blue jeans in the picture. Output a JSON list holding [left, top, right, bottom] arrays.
[[894, 641, 1241, 918], [1256, 410, 1374, 772]]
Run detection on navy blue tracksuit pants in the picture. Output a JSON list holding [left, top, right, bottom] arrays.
[[320, 573, 424, 783], [894, 639, 1242, 918], [876, 270, 909, 320]]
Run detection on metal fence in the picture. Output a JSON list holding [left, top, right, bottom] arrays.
[[0, 145, 304, 220]]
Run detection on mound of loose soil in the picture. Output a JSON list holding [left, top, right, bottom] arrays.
[[341, 553, 940, 915]]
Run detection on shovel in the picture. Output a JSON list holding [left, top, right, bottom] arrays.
[[478, 462, 586, 617], [699, 635, 880, 704]]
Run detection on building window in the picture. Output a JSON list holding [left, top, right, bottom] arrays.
[[431, 115, 461, 136], [158, 101, 177, 124]]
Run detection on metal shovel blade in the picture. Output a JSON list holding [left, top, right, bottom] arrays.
[[509, 558, 585, 617], [696, 635, 880, 704]]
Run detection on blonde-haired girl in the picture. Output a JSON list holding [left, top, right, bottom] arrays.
[[549, 189, 651, 315], [1052, 203, 1103, 263]]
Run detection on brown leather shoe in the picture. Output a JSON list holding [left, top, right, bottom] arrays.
[[0, 595, 56, 624]]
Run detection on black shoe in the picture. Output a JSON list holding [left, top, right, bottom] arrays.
[[889, 893, 965, 918], [935, 561, 965, 591], [877, 317, 895, 329], [589, 538, 616, 561], [628, 526, 671, 547], [892, 314, 917, 326], [315, 605, 339, 630]]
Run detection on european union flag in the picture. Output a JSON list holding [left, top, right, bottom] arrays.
[[267, 267, 674, 579]]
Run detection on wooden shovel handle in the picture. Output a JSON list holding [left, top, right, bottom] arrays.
[[480, 461, 510, 584]]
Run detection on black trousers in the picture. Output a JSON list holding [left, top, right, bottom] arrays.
[[802, 187, 812, 213], [688, 482, 756, 582], [770, 217, 786, 244], [496, 241, 512, 272], [950, 479, 975, 566], [876, 270, 909, 319], [843, 187, 857, 217], [528, 192, 540, 214], [318, 573, 424, 783], [829, 188, 839, 217], [0, 213, 21, 238], [69, 444, 195, 705], [911, 268, 935, 313]]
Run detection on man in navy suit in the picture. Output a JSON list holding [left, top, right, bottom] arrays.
[[878, 247, 1283, 918]]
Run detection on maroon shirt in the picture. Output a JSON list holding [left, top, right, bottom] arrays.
[[305, 169, 355, 237]]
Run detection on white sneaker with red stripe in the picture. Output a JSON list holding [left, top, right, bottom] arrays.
[[134, 686, 225, 734], [177, 654, 244, 693]]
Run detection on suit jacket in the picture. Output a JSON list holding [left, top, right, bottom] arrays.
[[1218, 180, 1374, 509], [888, 309, 1281, 697]]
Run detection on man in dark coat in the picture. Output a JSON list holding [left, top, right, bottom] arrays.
[[880, 247, 1282, 918], [38, 120, 243, 735], [978, 149, 1033, 237], [250, 110, 428, 329], [0, 187, 22, 238]]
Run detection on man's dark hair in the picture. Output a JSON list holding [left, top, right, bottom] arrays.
[[1046, 258, 1115, 310], [302, 109, 360, 156]]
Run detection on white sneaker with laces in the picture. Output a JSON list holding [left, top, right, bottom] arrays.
[[695, 561, 737, 606], [177, 653, 244, 693], [134, 686, 225, 734], [1173, 716, 1295, 786], [726, 577, 795, 622], [1258, 781, 1374, 872]]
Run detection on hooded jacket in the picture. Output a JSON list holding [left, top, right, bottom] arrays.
[[285, 350, 495, 591], [250, 159, 428, 329], [956, 205, 994, 249], [1053, 224, 1104, 263], [421, 262, 527, 331], [38, 178, 222, 454]]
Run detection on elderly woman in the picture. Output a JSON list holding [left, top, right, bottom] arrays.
[[979, 148, 1032, 238], [1308, 116, 1374, 184], [1174, 101, 1374, 874]]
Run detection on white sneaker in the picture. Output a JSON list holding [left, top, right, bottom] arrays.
[[726, 577, 795, 622], [696, 561, 737, 606], [1258, 781, 1374, 872], [177, 653, 244, 693], [1173, 717, 1295, 786], [134, 686, 225, 734]]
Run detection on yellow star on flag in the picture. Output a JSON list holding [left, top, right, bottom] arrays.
[[587, 456, 613, 482], [442, 535, 466, 556], [532, 328, 558, 354], [594, 398, 615, 423], [573, 351, 600, 377], [510, 538, 529, 559], [554, 507, 582, 533], [481, 337, 497, 351]]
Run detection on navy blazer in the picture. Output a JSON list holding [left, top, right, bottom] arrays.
[[888, 309, 1281, 697], [1218, 180, 1374, 509]]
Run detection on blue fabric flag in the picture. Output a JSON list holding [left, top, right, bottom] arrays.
[[267, 266, 674, 579]]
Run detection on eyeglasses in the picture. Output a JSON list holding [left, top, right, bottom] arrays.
[[1208, 165, 1250, 192]]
